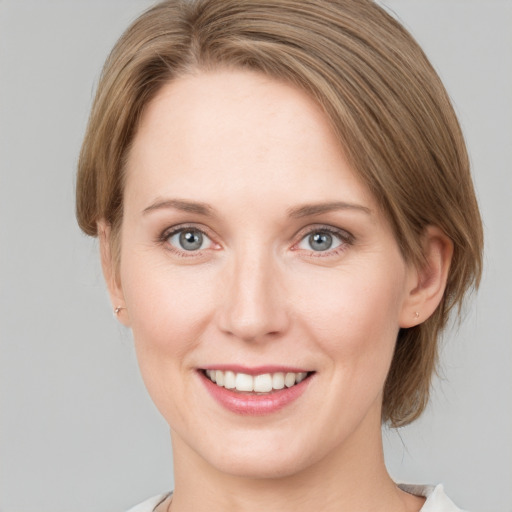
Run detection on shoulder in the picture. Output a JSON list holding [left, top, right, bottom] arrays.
[[399, 484, 467, 512], [125, 493, 171, 512]]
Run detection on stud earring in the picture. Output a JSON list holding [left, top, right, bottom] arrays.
[[114, 306, 125, 315], [414, 311, 420, 319]]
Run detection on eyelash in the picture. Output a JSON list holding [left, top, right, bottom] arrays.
[[157, 224, 354, 258], [293, 225, 354, 258], [158, 224, 218, 258]]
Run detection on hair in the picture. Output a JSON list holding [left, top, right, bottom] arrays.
[[76, 0, 483, 427]]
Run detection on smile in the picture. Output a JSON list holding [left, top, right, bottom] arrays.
[[200, 367, 314, 415], [204, 369, 309, 393]]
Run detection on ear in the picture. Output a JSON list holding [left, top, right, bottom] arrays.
[[97, 220, 131, 327], [399, 226, 453, 328]]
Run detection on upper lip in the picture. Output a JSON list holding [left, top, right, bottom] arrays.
[[200, 365, 312, 375]]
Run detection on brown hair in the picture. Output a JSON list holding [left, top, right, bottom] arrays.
[[76, 0, 483, 427]]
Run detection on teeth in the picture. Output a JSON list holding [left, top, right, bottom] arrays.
[[272, 372, 285, 390], [205, 370, 309, 393], [284, 372, 296, 387], [254, 374, 272, 392], [235, 373, 254, 392], [224, 370, 236, 389], [296, 372, 307, 383]]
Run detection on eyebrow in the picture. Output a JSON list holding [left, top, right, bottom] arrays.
[[287, 201, 372, 218], [142, 198, 214, 216], [142, 198, 371, 218]]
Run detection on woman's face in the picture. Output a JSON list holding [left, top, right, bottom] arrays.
[[113, 69, 418, 478]]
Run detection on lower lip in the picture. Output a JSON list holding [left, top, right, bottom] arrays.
[[199, 371, 312, 415]]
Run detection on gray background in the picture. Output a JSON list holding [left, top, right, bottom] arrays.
[[1, 1, 511, 511]]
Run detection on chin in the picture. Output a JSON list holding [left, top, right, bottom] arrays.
[[210, 451, 313, 480], [190, 429, 322, 480]]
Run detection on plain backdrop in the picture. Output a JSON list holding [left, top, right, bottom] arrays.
[[1, 1, 511, 511]]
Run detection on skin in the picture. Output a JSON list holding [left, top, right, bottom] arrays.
[[100, 69, 452, 512]]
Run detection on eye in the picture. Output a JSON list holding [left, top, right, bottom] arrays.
[[166, 228, 212, 252], [296, 228, 346, 253]]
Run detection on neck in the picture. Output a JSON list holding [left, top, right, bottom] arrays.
[[167, 407, 422, 512]]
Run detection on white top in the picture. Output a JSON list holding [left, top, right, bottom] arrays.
[[399, 484, 466, 511], [126, 484, 466, 512]]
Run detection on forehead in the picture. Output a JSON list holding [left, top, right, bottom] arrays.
[[124, 69, 375, 213]]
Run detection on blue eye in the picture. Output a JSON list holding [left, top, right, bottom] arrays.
[[297, 230, 344, 252], [167, 228, 211, 251]]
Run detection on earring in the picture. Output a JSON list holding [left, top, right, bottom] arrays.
[[414, 311, 420, 319], [114, 306, 125, 315]]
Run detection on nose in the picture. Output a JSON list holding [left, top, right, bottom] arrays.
[[217, 249, 290, 342]]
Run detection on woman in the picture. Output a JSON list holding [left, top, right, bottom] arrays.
[[76, 1, 483, 511]]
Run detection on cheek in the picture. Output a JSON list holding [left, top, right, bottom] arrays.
[[293, 260, 406, 365], [119, 254, 221, 422], [291, 261, 408, 435], [120, 253, 217, 363]]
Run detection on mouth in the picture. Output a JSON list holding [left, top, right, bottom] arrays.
[[202, 369, 312, 394], [198, 366, 314, 415]]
